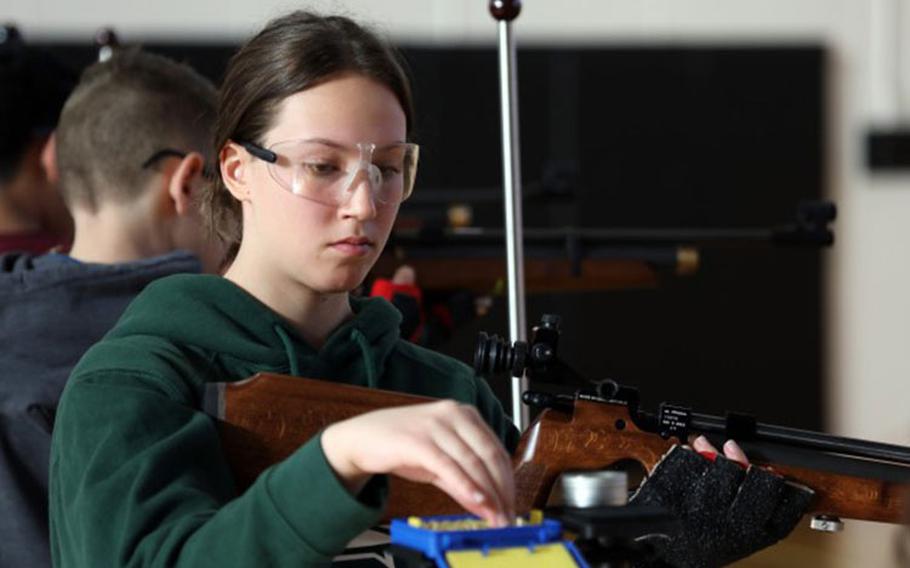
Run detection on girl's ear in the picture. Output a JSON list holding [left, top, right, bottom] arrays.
[[220, 142, 251, 201]]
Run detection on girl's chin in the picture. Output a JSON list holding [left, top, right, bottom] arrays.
[[303, 271, 370, 295]]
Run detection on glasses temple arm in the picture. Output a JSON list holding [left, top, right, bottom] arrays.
[[239, 141, 278, 164]]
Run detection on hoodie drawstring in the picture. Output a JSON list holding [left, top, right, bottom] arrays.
[[274, 324, 377, 387], [351, 328, 378, 389], [273, 325, 300, 377]]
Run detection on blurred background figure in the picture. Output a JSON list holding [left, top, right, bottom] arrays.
[[0, 25, 74, 253], [0, 48, 221, 568]]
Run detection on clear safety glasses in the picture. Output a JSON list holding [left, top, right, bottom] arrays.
[[239, 138, 419, 207]]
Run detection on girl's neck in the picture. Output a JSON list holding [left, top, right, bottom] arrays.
[[223, 249, 353, 350]]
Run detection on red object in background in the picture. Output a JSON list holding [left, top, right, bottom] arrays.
[[370, 279, 425, 343], [370, 279, 422, 305], [0, 232, 67, 255]]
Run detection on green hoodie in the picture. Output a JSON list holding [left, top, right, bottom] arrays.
[[49, 274, 519, 567]]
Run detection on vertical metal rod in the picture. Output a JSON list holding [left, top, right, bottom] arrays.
[[497, 19, 529, 429]]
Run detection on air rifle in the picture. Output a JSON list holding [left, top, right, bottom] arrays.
[[374, 200, 836, 294], [211, 311, 909, 529]]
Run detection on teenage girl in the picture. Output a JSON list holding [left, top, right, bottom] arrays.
[[50, 12, 517, 567]]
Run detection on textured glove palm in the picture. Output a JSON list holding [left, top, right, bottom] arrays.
[[629, 445, 814, 568]]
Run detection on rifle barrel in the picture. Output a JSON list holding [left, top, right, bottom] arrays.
[[691, 412, 910, 465]]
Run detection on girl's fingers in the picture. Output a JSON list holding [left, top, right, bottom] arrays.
[[430, 422, 507, 522], [327, 403, 514, 527], [691, 435, 750, 467], [450, 406, 515, 520], [723, 439, 750, 466], [692, 435, 718, 453], [414, 440, 504, 526]]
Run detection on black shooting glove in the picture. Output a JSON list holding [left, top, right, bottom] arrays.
[[628, 445, 815, 568]]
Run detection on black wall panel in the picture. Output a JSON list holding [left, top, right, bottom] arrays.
[[40, 42, 826, 429]]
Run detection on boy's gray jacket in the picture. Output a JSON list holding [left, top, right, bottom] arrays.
[[0, 250, 200, 567]]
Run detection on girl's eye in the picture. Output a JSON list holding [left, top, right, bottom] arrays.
[[302, 162, 340, 176], [376, 164, 401, 178]]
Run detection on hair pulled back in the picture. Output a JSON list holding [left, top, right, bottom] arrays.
[[203, 11, 415, 261]]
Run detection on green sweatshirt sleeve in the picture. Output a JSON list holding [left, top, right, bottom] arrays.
[[472, 374, 522, 453], [50, 371, 386, 568]]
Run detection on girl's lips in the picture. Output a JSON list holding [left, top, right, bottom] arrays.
[[331, 235, 374, 246], [333, 238, 372, 245], [329, 240, 374, 256]]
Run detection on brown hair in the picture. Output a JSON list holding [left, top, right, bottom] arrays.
[[55, 48, 216, 211], [203, 11, 416, 261]]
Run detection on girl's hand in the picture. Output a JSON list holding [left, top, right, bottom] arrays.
[[630, 443, 813, 567], [692, 435, 750, 466], [321, 400, 515, 526]]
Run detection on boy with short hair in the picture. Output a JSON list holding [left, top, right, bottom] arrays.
[[0, 49, 222, 567]]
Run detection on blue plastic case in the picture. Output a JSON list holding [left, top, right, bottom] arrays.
[[389, 513, 590, 568]]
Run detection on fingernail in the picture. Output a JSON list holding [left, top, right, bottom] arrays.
[[497, 514, 509, 527], [472, 491, 485, 504]]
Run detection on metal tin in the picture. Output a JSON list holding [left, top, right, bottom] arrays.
[[559, 471, 628, 508]]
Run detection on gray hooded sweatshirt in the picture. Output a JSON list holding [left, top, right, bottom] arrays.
[[0, 250, 200, 567]]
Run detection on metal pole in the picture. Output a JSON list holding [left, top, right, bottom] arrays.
[[491, 1, 529, 429]]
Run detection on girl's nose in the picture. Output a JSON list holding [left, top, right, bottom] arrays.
[[338, 169, 378, 220]]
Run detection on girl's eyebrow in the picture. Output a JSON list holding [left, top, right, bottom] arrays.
[[303, 137, 345, 148], [270, 137, 346, 148], [374, 142, 409, 151], [273, 137, 408, 149]]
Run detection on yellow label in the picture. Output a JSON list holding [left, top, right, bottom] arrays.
[[445, 543, 579, 568], [409, 512, 545, 532]]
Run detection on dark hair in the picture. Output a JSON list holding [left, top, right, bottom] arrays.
[[203, 11, 415, 261], [0, 38, 76, 183], [55, 48, 216, 210]]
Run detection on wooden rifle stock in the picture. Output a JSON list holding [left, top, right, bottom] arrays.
[[515, 397, 909, 524], [215, 373, 458, 519], [214, 373, 909, 524]]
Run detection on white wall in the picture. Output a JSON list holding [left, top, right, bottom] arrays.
[[0, 0, 884, 43], [6, 0, 909, 564]]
